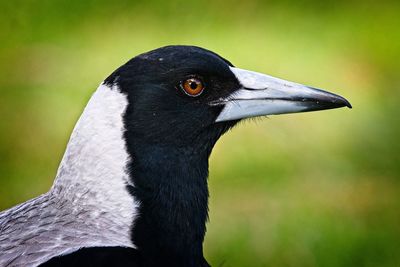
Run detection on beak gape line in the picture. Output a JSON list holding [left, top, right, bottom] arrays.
[[215, 67, 352, 122]]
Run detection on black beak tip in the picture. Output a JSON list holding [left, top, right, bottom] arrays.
[[314, 94, 352, 111], [326, 96, 352, 110], [338, 96, 352, 109], [306, 86, 352, 109], [322, 90, 352, 109]]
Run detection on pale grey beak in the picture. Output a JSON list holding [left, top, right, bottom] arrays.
[[215, 67, 352, 122]]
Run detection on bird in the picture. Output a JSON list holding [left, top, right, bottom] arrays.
[[0, 45, 351, 267]]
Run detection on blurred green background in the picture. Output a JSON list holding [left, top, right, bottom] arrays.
[[0, 0, 399, 266]]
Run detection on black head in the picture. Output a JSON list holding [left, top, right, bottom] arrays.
[[105, 45, 241, 153]]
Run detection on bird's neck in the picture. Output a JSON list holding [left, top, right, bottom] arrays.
[[128, 143, 211, 267]]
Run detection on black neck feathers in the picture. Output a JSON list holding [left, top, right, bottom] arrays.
[[127, 143, 210, 267], [122, 104, 233, 266]]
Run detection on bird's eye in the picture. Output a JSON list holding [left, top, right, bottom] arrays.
[[181, 77, 205, 97]]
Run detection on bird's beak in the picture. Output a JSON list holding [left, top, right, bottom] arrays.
[[214, 67, 352, 122]]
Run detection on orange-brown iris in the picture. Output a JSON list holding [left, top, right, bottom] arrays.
[[182, 77, 204, 96]]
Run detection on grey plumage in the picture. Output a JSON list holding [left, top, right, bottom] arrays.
[[0, 192, 127, 266]]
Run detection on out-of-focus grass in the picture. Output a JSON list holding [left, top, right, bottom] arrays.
[[0, 1, 399, 266]]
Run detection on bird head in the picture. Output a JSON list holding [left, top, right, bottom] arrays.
[[104, 45, 351, 152]]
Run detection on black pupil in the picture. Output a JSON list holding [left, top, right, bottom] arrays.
[[190, 81, 198, 90]]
